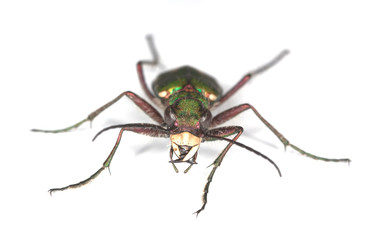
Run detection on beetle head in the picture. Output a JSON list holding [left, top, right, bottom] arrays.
[[164, 99, 212, 164]]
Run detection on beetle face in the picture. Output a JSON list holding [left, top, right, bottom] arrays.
[[164, 101, 212, 164], [170, 132, 201, 163]]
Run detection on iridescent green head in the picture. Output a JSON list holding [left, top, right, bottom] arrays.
[[164, 96, 212, 137], [164, 95, 212, 164], [152, 66, 219, 164]]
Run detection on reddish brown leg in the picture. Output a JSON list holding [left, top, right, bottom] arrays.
[[211, 104, 350, 163], [136, 35, 162, 105], [213, 50, 289, 108], [32, 91, 164, 133], [194, 126, 281, 216], [194, 126, 243, 216], [49, 123, 169, 194]]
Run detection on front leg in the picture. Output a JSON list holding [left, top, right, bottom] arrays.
[[193, 126, 243, 216], [48, 123, 169, 194], [194, 126, 281, 216], [211, 103, 350, 163]]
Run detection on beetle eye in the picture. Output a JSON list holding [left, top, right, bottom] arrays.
[[199, 110, 212, 129], [164, 106, 177, 127]]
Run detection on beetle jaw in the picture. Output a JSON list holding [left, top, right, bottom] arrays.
[[170, 132, 201, 163]]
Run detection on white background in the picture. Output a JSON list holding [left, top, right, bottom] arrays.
[[1, 0, 377, 239]]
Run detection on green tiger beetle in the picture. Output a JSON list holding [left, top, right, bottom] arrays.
[[33, 35, 350, 216]]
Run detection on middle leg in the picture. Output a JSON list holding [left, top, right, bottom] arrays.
[[32, 91, 164, 133], [211, 103, 350, 163]]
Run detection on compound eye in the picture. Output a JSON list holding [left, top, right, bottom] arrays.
[[158, 90, 169, 98], [209, 93, 217, 101], [164, 106, 177, 127], [199, 110, 212, 129]]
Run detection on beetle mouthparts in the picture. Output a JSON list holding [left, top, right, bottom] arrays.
[[170, 145, 199, 164], [170, 132, 201, 163]]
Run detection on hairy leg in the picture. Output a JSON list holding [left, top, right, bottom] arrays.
[[211, 103, 350, 163], [48, 123, 169, 194], [136, 35, 162, 105], [213, 50, 289, 108], [193, 126, 243, 216], [32, 91, 164, 133]]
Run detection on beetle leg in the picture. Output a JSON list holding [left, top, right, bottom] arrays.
[[194, 126, 283, 216], [211, 103, 350, 163], [32, 91, 164, 133], [213, 50, 289, 108], [48, 123, 169, 194], [193, 126, 243, 216], [31, 118, 88, 134], [136, 35, 163, 105]]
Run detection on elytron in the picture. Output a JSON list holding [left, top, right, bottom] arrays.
[[33, 35, 350, 215]]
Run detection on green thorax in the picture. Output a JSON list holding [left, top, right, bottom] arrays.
[[152, 66, 223, 108]]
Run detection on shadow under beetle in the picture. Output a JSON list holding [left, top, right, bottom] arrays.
[[33, 35, 350, 216]]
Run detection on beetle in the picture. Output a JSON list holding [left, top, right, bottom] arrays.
[[33, 35, 350, 215]]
